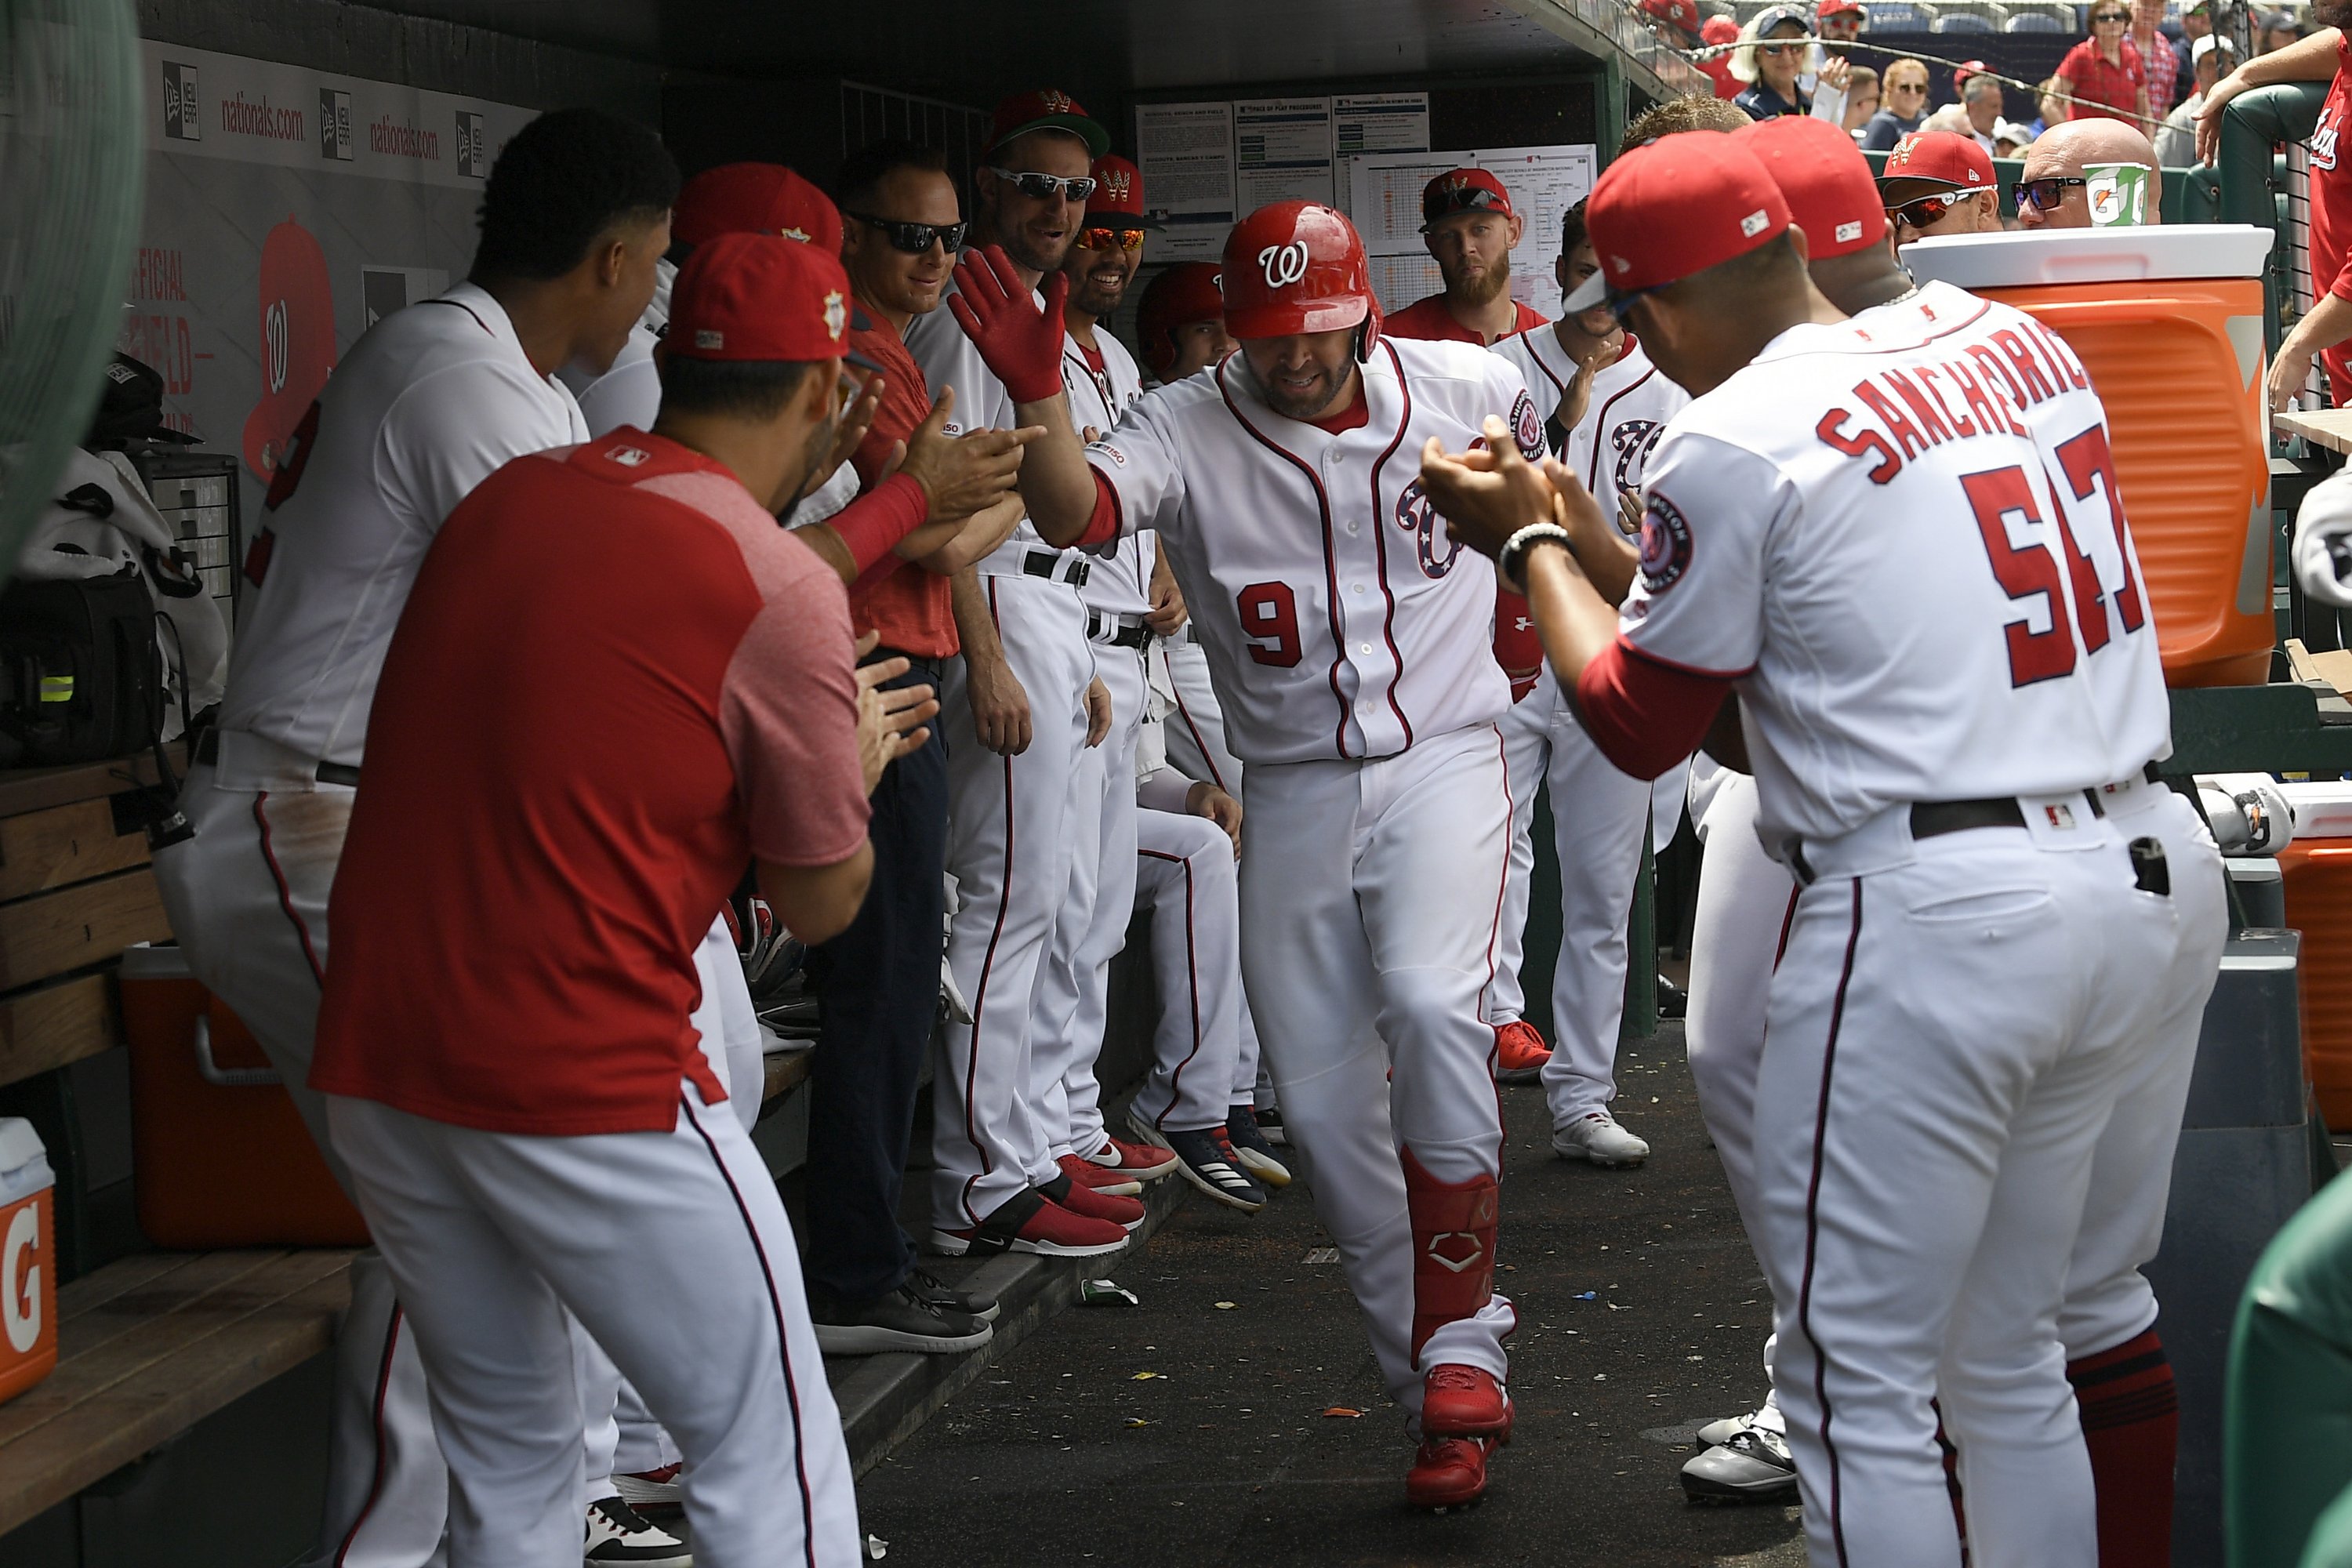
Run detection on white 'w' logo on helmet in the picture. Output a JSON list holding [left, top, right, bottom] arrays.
[[1258, 241, 1310, 289]]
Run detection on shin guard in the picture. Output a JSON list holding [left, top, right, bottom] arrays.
[[1403, 1147, 1499, 1367]]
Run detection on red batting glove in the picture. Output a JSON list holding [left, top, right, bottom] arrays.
[[947, 245, 1068, 405]]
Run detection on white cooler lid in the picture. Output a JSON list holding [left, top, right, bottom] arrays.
[[1901, 224, 2274, 289], [0, 1117, 51, 1199], [2283, 780, 2352, 840]]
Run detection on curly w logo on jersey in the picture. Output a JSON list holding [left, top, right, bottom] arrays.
[[1610, 418, 1664, 492]]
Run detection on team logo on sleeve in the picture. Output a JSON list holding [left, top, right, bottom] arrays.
[[1511, 390, 1545, 460], [1637, 490, 1693, 594], [1395, 477, 1461, 578]]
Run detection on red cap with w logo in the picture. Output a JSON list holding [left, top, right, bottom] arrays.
[[1220, 200, 1381, 361]]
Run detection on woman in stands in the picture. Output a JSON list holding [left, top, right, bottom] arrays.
[[2053, 1, 2153, 125], [1731, 6, 1815, 118], [1860, 56, 1932, 147]]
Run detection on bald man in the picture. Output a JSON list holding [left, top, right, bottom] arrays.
[[2018, 118, 2164, 227]]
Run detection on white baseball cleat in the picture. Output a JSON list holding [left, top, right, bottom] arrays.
[[1679, 1421, 1798, 1504], [585, 1496, 692, 1564], [1551, 1111, 1650, 1167]]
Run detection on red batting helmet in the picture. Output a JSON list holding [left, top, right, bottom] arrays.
[[1220, 201, 1381, 361], [1136, 261, 1225, 380]]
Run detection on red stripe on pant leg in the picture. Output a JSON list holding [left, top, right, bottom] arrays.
[[684, 1096, 818, 1567], [253, 792, 327, 989], [331, 1305, 406, 1566], [2068, 1327, 2178, 1567], [1795, 879, 1865, 1568], [1141, 848, 1204, 1131]]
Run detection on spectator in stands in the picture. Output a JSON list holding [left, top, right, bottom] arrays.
[[2181, 0, 2213, 46], [2027, 74, 2071, 136], [1861, 56, 1933, 147], [1642, 0, 1704, 50], [1958, 69, 2007, 150], [1730, 5, 1816, 118], [2198, 11, 2352, 406], [805, 139, 1028, 1355], [1817, 0, 1866, 49], [2053, 2, 2153, 126], [2256, 8, 2303, 53], [2156, 34, 2235, 164], [1839, 65, 1882, 135], [1700, 14, 1745, 97], [2016, 115, 2163, 226], [1994, 118, 2032, 154], [1879, 129, 2005, 243], [1386, 169, 1548, 343], [2131, 0, 2183, 118]]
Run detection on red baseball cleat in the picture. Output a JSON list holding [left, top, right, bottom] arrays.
[[930, 1190, 1128, 1258], [1406, 1436, 1496, 1511], [1048, 1172, 1146, 1229], [1493, 1020, 1551, 1083], [1421, 1364, 1512, 1440], [1058, 1152, 1142, 1196], [1085, 1134, 1178, 1181]]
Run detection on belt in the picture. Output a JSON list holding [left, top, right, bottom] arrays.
[[1910, 789, 2107, 841], [193, 726, 361, 788], [1087, 611, 1152, 650], [1020, 547, 1089, 589]]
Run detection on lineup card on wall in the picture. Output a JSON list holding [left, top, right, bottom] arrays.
[[1345, 143, 1597, 316], [1134, 101, 1238, 262], [1233, 98, 1334, 209]]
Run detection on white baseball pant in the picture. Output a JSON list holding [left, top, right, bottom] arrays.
[[1488, 666, 1682, 1123], [1754, 806, 2175, 1567], [934, 574, 1093, 1232], [1240, 725, 1518, 1417], [153, 753, 718, 1565], [325, 1080, 858, 1568], [1030, 642, 1147, 1162], [1127, 807, 1247, 1133]]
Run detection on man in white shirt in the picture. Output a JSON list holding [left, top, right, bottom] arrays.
[[154, 110, 692, 1568]]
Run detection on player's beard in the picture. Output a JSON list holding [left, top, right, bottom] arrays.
[[1254, 359, 1346, 420], [1446, 252, 1512, 310], [1071, 260, 1134, 321]]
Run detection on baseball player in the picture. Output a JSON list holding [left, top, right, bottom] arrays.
[[1385, 169, 1549, 345], [310, 234, 898, 1568], [151, 110, 694, 1568], [1670, 120, 2227, 1559], [1134, 262, 1290, 1160], [907, 90, 1165, 1261], [1470, 197, 1690, 1162], [1877, 132, 2003, 246], [956, 200, 1541, 1509], [1420, 132, 2183, 1564]]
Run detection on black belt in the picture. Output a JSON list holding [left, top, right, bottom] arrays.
[[1022, 551, 1089, 588], [192, 727, 360, 788], [1087, 612, 1152, 649], [1910, 789, 2107, 841]]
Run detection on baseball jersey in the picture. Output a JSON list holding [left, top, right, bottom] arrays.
[[1852, 279, 2171, 775], [2309, 34, 2352, 403], [904, 259, 1076, 575], [1067, 328, 1155, 618], [1564, 341, 1688, 502], [1087, 336, 1536, 765], [310, 430, 867, 1135], [1618, 313, 2130, 844], [221, 284, 587, 767], [1385, 293, 1548, 346]]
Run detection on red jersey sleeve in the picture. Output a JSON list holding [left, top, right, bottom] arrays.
[[720, 558, 871, 868], [820, 474, 928, 574], [1572, 636, 1734, 780]]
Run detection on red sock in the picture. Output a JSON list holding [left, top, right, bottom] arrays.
[[2067, 1327, 2178, 1567]]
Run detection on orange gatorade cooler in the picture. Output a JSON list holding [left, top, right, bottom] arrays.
[[118, 943, 368, 1248], [1903, 226, 2277, 686], [2275, 781, 2352, 1127], [0, 1117, 57, 1403]]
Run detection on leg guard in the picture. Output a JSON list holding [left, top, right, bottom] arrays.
[[1403, 1146, 1499, 1367]]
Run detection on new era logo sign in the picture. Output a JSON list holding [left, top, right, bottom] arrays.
[[319, 89, 353, 160], [162, 62, 200, 141], [455, 111, 487, 177]]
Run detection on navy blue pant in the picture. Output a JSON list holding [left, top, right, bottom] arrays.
[[801, 655, 949, 1305]]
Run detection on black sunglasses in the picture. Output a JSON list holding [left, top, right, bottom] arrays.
[[2016, 176, 2087, 211], [985, 166, 1098, 202], [844, 212, 969, 255], [2092, 9, 2129, 18]]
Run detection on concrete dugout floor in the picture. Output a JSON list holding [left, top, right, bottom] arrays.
[[856, 1022, 1807, 1567]]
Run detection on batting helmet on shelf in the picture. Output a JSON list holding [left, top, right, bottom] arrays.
[[1220, 201, 1381, 361], [1136, 261, 1225, 380]]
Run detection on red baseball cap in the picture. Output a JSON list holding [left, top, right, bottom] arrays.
[[1952, 58, 1987, 89], [1421, 168, 1515, 231], [1880, 130, 1998, 193], [673, 164, 841, 254], [1087, 154, 1161, 227], [1732, 116, 1886, 259], [982, 89, 1109, 160], [1567, 132, 1792, 311], [666, 233, 873, 367], [1817, 0, 1866, 16], [1643, 0, 1702, 34], [243, 216, 338, 482], [1701, 13, 1741, 41]]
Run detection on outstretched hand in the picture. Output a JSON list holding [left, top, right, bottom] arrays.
[[1419, 415, 1570, 564], [946, 245, 1069, 404], [852, 633, 938, 794]]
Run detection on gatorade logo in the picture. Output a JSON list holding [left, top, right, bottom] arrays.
[[3, 1204, 41, 1355], [1258, 241, 1310, 289]]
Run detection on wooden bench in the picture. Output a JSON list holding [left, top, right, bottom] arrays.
[[0, 1247, 357, 1539]]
